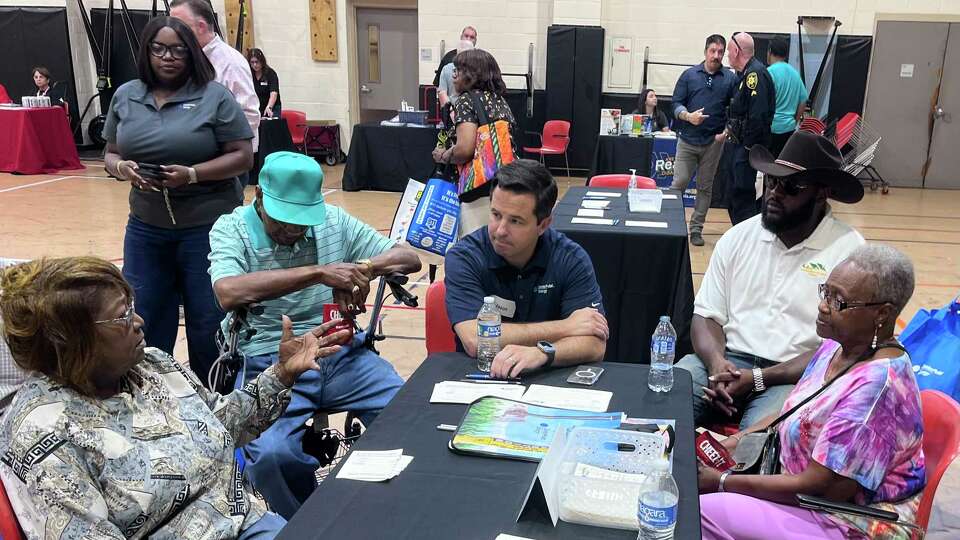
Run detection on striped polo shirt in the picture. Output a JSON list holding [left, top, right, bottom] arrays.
[[208, 204, 395, 357]]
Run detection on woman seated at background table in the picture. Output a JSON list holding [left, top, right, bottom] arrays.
[[0, 256, 350, 538], [31, 66, 68, 114], [698, 243, 925, 540], [631, 88, 670, 132], [247, 48, 281, 118]]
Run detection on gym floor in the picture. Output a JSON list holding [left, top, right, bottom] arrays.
[[2, 161, 958, 382]]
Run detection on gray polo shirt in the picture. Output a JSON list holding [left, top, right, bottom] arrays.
[[439, 62, 459, 103], [103, 79, 254, 229]]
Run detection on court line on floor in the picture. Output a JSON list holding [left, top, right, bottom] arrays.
[[0, 176, 76, 193]]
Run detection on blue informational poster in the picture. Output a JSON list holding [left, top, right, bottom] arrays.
[[649, 137, 696, 208], [406, 178, 460, 256]]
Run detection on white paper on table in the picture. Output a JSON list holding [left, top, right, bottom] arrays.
[[624, 220, 668, 228], [336, 449, 412, 482], [429, 381, 526, 404], [585, 191, 622, 198], [496, 535, 537, 540], [661, 194, 678, 200], [576, 208, 604, 218], [521, 384, 613, 412], [580, 200, 610, 209], [570, 217, 615, 226]]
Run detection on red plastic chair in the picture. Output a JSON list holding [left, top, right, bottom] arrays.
[[833, 112, 859, 150], [425, 280, 457, 354], [916, 389, 960, 529], [280, 110, 308, 153], [0, 475, 25, 540], [523, 120, 571, 177], [587, 174, 657, 189], [798, 117, 826, 135]]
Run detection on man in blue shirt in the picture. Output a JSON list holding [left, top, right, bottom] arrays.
[[767, 38, 809, 157], [671, 35, 737, 246], [208, 152, 422, 518], [444, 160, 608, 378]]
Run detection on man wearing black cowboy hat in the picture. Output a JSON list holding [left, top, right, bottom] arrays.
[[676, 130, 866, 429]]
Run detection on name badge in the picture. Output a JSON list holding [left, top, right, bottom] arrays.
[[491, 296, 516, 318]]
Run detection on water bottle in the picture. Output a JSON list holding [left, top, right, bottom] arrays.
[[476, 296, 501, 372], [628, 168, 638, 190], [637, 461, 679, 539], [648, 316, 676, 392]]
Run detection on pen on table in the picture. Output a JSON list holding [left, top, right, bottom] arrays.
[[464, 373, 521, 382], [436, 424, 457, 432], [459, 379, 523, 385]]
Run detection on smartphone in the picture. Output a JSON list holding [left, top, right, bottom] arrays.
[[136, 163, 166, 182], [796, 494, 899, 521], [567, 365, 604, 385]]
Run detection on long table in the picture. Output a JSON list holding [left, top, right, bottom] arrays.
[[342, 122, 441, 192], [552, 186, 695, 365], [279, 353, 700, 539], [0, 106, 83, 174]]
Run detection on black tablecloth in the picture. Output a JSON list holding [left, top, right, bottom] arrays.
[[279, 354, 700, 540], [252, 118, 296, 184], [589, 134, 654, 178], [552, 186, 695, 364], [343, 122, 441, 192]]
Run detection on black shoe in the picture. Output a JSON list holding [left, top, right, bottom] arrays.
[[690, 232, 705, 246]]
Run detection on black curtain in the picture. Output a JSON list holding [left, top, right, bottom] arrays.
[[828, 36, 872, 121], [90, 8, 154, 111], [0, 7, 80, 140], [546, 25, 604, 170]]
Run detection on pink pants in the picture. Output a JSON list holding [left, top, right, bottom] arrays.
[[700, 493, 849, 540]]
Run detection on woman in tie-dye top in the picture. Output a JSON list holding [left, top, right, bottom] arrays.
[[698, 244, 926, 540]]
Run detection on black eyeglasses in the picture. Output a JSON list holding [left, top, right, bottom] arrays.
[[764, 175, 810, 197], [95, 300, 136, 330], [818, 284, 888, 312], [149, 41, 189, 60], [731, 32, 744, 53]]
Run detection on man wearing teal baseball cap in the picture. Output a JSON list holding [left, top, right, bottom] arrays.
[[207, 151, 422, 517]]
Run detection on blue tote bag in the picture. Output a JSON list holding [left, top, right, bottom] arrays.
[[902, 296, 960, 402]]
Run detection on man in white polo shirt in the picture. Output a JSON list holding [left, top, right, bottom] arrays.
[[676, 130, 865, 429]]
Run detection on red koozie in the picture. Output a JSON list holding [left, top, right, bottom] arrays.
[[695, 431, 735, 472], [322, 304, 355, 340]]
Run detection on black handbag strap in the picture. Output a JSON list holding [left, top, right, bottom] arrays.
[[468, 90, 491, 127], [765, 341, 907, 431]]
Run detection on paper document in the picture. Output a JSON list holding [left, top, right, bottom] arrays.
[[585, 191, 622, 198], [625, 220, 668, 228], [521, 385, 613, 412], [580, 200, 610, 209], [430, 381, 526, 404], [496, 535, 536, 540], [661, 194, 678, 200], [570, 217, 615, 226], [576, 208, 604, 218], [336, 449, 413, 482]]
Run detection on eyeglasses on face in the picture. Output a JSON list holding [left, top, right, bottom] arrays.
[[731, 32, 744, 53], [149, 41, 189, 60], [95, 300, 136, 330], [818, 284, 888, 312], [764, 175, 811, 197]]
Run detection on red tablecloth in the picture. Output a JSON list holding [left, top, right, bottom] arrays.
[[0, 107, 84, 174]]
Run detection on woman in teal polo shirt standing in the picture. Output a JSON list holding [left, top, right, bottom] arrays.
[[103, 16, 254, 384]]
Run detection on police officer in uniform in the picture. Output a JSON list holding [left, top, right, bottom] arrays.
[[720, 32, 776, 225]]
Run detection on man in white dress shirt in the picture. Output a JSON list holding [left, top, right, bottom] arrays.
[[171, 0, 260, 157], [677, 131, 866, 429]]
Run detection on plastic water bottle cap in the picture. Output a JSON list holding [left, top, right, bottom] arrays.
[[484, 296, 495, 303], [659, 315, 671, 322]]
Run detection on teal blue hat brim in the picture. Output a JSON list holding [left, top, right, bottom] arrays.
[[261, 193, 326, 226]]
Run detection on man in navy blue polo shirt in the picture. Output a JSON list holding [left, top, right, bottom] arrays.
[[670, 34, 737, 246], [444, 160, 608, 378]]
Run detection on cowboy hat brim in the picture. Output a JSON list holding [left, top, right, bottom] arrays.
[[749, 144, 864, 204]]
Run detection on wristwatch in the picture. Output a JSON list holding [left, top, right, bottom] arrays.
[[357, 259, 374, 274], [187, 166, 198, 184], [536, 341, 556, 368], [752, 367, 766, 393]]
